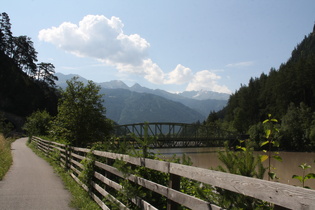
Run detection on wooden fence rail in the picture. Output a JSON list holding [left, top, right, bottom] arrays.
[[31, 137, 315, 210]]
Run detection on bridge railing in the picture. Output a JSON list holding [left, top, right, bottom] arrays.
[[31, 136, 315, 210]]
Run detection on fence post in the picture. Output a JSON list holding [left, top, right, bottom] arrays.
[[65, 145, 71, 170], [167, 173, 180, 210]]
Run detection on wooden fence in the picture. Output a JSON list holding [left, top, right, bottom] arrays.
[[31, 137, 315, 210]]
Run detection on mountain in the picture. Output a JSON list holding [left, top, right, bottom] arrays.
[[55, 72, 89, 88], [101, 88, 205, 124], [179, 90, 229, 100], [55, 73, 228, 124], [99, 80, 129, 89]]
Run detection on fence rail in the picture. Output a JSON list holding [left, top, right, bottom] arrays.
[[31, 137, 315, 210]]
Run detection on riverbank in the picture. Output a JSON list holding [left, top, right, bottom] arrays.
[[154, 147, 315, 189]]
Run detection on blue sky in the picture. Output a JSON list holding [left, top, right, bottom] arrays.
[[3, 0, 315, 94]]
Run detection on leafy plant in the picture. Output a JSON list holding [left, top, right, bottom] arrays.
[[50, 147, 61, 162], [128, 122, 155, 158], [79, 151, 95, 190], [260, 114, 282, 180], [292, 162, 315, 188], [208, 140, 268, 209]]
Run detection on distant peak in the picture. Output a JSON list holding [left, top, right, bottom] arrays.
[[131, 83, 142, 88]]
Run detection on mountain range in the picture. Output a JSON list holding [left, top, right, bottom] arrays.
[[55, 73, 229, 124]]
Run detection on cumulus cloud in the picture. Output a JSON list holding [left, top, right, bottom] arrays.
[[164, 64, 193, 84], [186, 70, 231, 94], [38, 15, 231, 94], [39, 15, 149, 68]]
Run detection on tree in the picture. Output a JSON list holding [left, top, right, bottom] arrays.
[[12, 35, 38, 77], [23, 110, 52, 137], [37, 62, 58, 87], [0, 12, 13, 56], [280, 103, 315, 151], [52, 77, 112, 146]]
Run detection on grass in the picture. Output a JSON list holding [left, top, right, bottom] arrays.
[[28, 140, 101, 210], [0, 134, 14, 180]]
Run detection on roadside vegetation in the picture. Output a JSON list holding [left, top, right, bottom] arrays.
[[2, 11, 315, 209], [0, 112, 15, 180], [0, 134, 14, 180], [27, 141, 100, 210]]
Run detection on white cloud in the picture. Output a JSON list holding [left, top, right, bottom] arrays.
[[39, 15, 149, 68], [186, 70, 231, 94], [164, 64, 193, 84], [226, 61, 254, 68], [39, 15, 231, 93]]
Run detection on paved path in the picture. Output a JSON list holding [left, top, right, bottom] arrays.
[[0, 138, 74, 210]]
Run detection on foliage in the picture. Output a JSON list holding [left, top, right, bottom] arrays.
[[248, 122, 265, 149], [0, 112, 14, 137], [260, 114, 282, 180], [279, 103, 315, 151], [113, 123, 169, 209], [0, 134, 14, 180], [37, 62, 58, 87], [23, 110, 53, 137], [218, 24, 315, 151], [292, 162, 315, 188], [28, 141, 101, 209], [209, 140, 268, 209], [0, 13, 59, 118], [51, 77, 113, 147], [79, 151, 95, 190], [50, 147, 61, 162]]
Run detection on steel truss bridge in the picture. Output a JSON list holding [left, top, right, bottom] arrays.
[[113, 122, 239, 148]]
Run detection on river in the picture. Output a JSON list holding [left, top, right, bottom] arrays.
[[153, 147, 315, 189]]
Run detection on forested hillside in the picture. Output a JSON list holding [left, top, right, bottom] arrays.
[[218, 24, 315, 151], [0, 13, 58, 119]]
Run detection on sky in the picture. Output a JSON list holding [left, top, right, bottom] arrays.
[[3, 0, 315, 94]]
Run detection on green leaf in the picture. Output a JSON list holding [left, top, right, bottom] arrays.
[[260, 141, 269, 147], [268, 172, 277, 180], [299, 163, 311, 170], [271, 119, 278, 123], [272, 155, 282, 162], [273, 141, 280, 147], [292, 175, 303, 182], [265, 129, 271, 138], [262, 150, 267, 153], [236, 145, 246, 151], [305, 173, 315, 180], [260, 155, 269, 163], [263, 119, 269, 124]]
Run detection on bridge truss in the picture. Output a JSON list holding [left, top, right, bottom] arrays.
[[113, 122, 238, 148]]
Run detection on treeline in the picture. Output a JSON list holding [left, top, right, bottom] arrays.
[[210, 24, 315, 151], [0, 12, 59, 118]]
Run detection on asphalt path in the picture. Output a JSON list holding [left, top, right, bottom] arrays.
[[0, 137, 74, 210]]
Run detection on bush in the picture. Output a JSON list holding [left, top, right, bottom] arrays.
[[23, 110, 52, 137]]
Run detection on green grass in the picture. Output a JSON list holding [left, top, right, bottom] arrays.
[[28, 141, 101, 210], [0, 134, 14, 180]]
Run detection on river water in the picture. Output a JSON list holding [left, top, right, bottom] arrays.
[[153, 147, 315, 189]]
